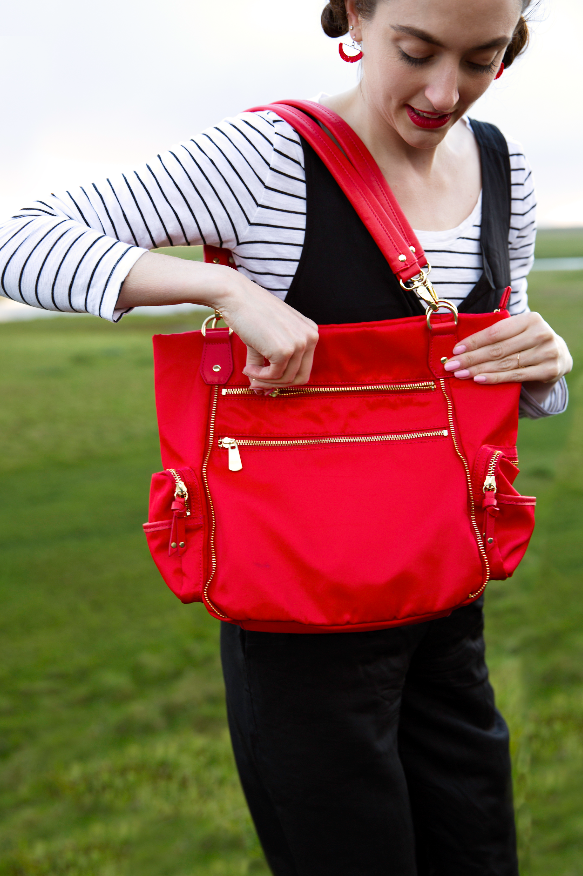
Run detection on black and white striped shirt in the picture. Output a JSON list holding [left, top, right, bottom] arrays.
[[0, 108, 566, 416]]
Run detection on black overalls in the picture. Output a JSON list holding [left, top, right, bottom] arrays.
[[220, 121, 519, 876]]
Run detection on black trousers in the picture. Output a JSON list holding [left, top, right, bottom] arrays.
[[220, 598, 518, 876]]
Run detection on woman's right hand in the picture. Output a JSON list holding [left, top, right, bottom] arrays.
[[117, 252, 319, 392], [214, 271, 319, 392]]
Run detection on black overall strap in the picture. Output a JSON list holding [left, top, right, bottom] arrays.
[[459, 119, 511, 314]]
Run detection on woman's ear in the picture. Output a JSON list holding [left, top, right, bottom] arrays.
[[345, 0, 364, 43]]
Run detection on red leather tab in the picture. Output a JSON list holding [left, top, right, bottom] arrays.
[[483, 491, 499, 511], [201, 328, 234, 385], [204, 245, 237, 269], [428, 315, 459, 378], [169, 512, 185, 554], [498, 286, 512, 311]]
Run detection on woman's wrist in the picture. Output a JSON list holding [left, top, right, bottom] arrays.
[[116, 251, 244, 311]]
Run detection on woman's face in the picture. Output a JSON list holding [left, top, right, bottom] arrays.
[[348, 0, 522, 148]]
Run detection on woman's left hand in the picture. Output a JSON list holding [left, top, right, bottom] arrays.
[[443, 312, 573, 402]]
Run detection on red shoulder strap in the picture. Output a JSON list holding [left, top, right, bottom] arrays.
[[275, 99, 423, 262], [246, 100, 427, 284]]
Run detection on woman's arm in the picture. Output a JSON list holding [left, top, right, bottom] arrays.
[[0, 111, 304, 321], [118, 252, 319, 387]]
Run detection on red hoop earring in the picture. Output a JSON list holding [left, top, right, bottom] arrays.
[[339, 42, 363, 63], [494, 62, 504, 80]]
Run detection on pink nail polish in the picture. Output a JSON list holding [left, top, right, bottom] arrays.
[[474, 375, 487, 383], [452, 344, 467, 355], [443, 360, 461, 371], [454, 369, 471, 379]]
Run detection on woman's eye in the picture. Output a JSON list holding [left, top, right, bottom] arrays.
[[468, 60, 497, 74], [398, 48, 431, 67]]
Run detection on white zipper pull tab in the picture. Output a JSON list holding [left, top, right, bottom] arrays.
[[483, 475, 497, 493], [219, 437, 243, 471]]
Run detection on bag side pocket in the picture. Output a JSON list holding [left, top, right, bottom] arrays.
[[143, 468, 204, 603], [473, 446, 536, 580]]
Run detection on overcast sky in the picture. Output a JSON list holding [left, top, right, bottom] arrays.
[[1, 0, 581, 227]]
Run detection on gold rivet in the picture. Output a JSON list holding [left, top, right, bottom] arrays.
[[441, 357, 448, 364], [487, 538, 494, 544], [213, 365, 221, 372], [179, 541, 185, 548], [171, 542, 177, 549], [410, 246, 416, 253], [212, 257, 220, 264], [228, 256, 235, 264], [398, 254, 407, 262]]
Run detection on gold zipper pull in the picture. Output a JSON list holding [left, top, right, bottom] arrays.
[[219, 438, 243, 471], [483, 475, 497, 492], [167, 469, 190, 516]]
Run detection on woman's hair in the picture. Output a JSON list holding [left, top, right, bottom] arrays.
[[321, 0, 533, 68]]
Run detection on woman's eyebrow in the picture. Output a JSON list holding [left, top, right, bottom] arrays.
[[391, 24, 510, 51]]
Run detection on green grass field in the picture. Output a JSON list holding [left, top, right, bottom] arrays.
[[0, 231, 582, 875]]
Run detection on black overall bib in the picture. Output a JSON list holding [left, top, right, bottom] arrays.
[[220, 121, 519, 876]]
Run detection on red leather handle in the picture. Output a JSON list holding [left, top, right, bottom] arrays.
[[246, 100, 427, 283], [275, 100, 424, 263]]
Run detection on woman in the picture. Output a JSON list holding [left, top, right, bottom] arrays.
[[0, 0, 573, 873]]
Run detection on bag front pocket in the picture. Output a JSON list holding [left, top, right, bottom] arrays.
[[205, 424, 488, 627], [473, 446, 536, 580], [143, 467, 205, 603]]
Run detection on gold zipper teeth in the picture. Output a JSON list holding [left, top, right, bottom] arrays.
[[201, 386, 228, 619], [167, 468, 191, 516], [439, 378, 490, 599], [221, 381, 435, 397], [219, 430, 448, 449], [486, 451, 503, 480]]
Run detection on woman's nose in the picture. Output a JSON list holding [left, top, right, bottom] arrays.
[[424, 65, 460, 113]]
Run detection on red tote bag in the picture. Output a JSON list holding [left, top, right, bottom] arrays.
[[143, 102, 536, 633]]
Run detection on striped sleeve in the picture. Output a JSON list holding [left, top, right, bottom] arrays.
[[0, 111, 305, 321], [506, 140, 536, 316], [505, 138, 569, 419]]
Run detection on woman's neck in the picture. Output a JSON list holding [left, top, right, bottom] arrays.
[[319, 87, 482, 232]]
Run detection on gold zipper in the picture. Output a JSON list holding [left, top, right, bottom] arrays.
[[218, 429, 449, 472], [201, 386, 228, 619], [483, 451, 503, 493], [439, 378, 490, 599], [221, 381, 435, 397], [167, 469, 191, 516]]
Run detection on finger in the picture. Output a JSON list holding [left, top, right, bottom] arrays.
[[450, 313, 534, 357], [447, 318, 557, 374], [444, 343, 528, 376], [450, 340, 561, 385], [471, 364, 539, 385]]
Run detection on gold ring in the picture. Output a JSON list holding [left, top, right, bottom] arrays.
[[517, 352, 521, 368], [201, 310, 233, 337]]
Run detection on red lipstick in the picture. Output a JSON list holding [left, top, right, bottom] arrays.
[[406, 105, 452, 129]]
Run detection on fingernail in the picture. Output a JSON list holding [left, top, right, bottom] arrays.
[[452, 344, 467, 355], [443, 360, 461, 371], [454, 369, 471, 379], [253, 389, 264, 395], [474, 375, 487, 383]]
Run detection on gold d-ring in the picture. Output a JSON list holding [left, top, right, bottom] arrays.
[[201, 310, 233, 337], [426, 301, 459, 330]]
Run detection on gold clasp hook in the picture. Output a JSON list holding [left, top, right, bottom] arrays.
[[201, 310, 233, 337], [399, 263, 440, 310], [399, 263, 458, 328]]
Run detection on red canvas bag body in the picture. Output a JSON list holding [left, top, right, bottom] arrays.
[[143, 101, 536, 633]]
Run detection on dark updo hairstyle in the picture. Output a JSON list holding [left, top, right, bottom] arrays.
[[321, 0, 533, 68]]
